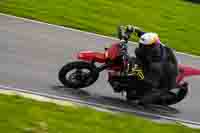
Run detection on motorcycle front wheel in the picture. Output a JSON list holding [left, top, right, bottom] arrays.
[[58, 61, 99, 89]]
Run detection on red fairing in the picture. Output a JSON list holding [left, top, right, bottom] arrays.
[[176, 64, 200, 84], [77, 51, 106, 63], [77, 42, 121, 63], [105, 43, 121, 60]]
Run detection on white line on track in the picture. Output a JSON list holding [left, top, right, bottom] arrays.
[[0, 12, 200, 58], [0, 84, 200, 128]]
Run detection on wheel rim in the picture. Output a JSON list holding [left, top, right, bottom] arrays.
[[66, 68, 93, 85]]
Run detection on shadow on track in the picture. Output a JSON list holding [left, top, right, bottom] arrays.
[[52, 85, 180, 116], [51, 85, 91, 97]]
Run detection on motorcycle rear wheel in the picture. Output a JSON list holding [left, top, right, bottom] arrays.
[[58, 61, 99, 89]]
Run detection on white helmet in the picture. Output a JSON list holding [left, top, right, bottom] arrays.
[[139, 32, 160, 46]]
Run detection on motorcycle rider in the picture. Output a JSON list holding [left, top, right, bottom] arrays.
[[123, 25, 179, 105]]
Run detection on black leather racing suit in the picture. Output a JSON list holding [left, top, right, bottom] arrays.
[[133, 29, 178, 105]]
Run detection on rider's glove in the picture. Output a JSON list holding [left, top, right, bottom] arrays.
[[125, 25, 141, 34], [126, 25, 134, 33]]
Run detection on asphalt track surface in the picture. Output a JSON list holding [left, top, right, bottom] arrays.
[[1, 14, 200, 122]]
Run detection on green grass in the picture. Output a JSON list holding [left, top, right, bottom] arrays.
[[0, 94, 199, 133], [0, 0, 200, 55]]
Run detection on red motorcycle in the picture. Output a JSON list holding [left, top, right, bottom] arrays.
[[58, 27, 200, 105]]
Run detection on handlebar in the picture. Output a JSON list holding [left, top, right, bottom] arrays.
[[117, 25, 135, 76]]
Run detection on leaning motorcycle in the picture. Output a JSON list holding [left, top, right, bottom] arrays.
[[58, 26, 200, 105]]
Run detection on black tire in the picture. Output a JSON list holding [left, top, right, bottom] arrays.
[[58, 61, 99, 89]]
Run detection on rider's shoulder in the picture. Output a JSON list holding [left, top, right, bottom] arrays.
[[161, 43, 172, 50], [161, 44, 176, 56]]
